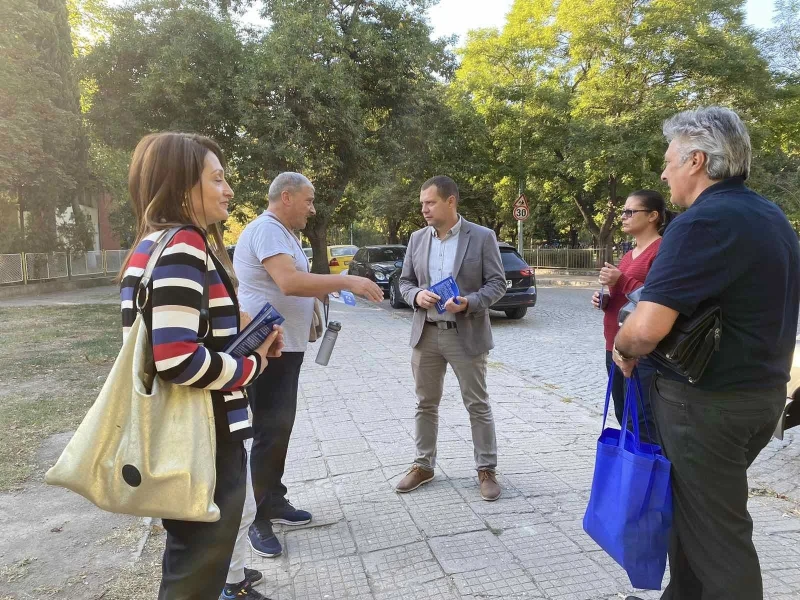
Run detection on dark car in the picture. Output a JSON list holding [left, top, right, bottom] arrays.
[[348, 245, 407, 295], [226, 245, 236, 261], [387, 242, 536, 319]]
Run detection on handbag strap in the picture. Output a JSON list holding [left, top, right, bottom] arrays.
[[135, 226, 211, 342]]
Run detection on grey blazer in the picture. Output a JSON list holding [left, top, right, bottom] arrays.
[[399, 218, 506, 356]]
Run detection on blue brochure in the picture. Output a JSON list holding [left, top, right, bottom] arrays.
[[328, 291, 357, 306], [429, 276, 460, 314], [224, 302, 285, 357]]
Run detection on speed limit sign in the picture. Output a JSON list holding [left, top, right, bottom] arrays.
[[513, 206, 529, 221]]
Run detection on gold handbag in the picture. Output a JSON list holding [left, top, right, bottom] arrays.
[[45, 228, 220, 522]]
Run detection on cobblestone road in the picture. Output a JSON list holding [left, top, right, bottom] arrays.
[[247, 287, 800, 600], [7, 285, 798, 599]]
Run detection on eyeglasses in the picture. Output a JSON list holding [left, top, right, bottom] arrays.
[[620, 209, 652, 219]]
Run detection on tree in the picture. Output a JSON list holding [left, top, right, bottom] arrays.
[[234, 0, 451, 272], [1, 0, 93, 252], [455, 0, 773, 260], [750, 0, 800, 230]]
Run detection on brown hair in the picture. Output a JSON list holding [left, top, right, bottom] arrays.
[[629, 189, 674, 235], [421, 175, 460, 204], [119, 132, 235, 281]]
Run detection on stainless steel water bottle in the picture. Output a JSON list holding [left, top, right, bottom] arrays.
[[315, 321, 342, 366]]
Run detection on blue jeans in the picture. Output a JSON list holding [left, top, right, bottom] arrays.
[[604, 351, 658, 444]]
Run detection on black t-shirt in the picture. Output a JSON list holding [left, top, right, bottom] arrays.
[[641, 177, 800, 391]]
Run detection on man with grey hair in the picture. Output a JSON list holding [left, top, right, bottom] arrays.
[[613, 108, 799, 600], [233, 172, 383, 561]]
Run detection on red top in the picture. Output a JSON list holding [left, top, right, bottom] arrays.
[[603, 239, 662, 351]]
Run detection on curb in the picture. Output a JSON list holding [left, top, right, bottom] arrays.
[[537, 279, 596, 288]]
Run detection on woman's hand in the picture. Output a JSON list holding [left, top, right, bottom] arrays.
[[253, 327, 283, 373], [591, 291, 601, 309], [598, 262, 622, 286], [240, 311, 252, 328]]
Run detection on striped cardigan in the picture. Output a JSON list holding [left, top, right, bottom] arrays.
[[120, 228, 260, 441]]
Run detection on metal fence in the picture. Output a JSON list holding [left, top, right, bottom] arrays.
[[0, 254, 24, 285], [0, 249, 129, 286], [523, 247, 619, 270]]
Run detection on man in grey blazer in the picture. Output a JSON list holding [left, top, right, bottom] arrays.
[[396, 176, 507, 501]]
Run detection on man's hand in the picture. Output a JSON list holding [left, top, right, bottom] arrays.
[[346, 275, 384, 302], [444, 296, 468, 314], [415, 290, 441, 310], [598, 262, 622, 286], [612, 345, 638, 377]]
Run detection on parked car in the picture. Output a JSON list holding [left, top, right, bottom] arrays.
[[493, 243, 537, 319], [327, 245, 358, 274], [349, 245, 406, 295], [304, 247, 313, 267], [226, 245, 236, 261], [387, 242, 536, 318], [775, 336, 800, 439]]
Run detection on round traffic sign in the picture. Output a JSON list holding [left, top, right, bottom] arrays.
[[513, 206, 529, 221]]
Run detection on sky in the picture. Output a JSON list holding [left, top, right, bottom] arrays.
[[428, 0, 777, 43]]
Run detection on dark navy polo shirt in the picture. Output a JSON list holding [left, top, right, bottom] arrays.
[[641, 177, 800, 391]]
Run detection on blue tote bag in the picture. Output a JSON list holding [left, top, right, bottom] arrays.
[[583, 369, 673, 590]]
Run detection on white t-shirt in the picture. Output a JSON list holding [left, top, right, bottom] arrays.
[[234, 212, 314, 353]]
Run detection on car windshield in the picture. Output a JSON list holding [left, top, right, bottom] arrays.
[[331, 246, 358, 257], [371, 247, 405, 262], [500, 248, 528, 270]]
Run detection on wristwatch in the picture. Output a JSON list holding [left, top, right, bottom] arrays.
[[613, 343, 637, 362]]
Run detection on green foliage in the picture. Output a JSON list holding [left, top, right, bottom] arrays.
[[454, 0, 773, 254]]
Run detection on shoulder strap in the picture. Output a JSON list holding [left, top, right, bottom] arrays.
[[135, 226, 211, 341]]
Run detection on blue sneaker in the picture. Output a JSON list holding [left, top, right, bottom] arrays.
[[248, 522, 282, 558], [269, 500, 312, 526]]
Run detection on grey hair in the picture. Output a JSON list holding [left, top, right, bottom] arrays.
[[268, 172, 314, 203], [662, 107, 751, 180]]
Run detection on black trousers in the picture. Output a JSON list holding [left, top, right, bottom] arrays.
[[159, 439, 246, 600], [248, 351, 305, 523], [652, 375, 785, 600], [605, 351, 659, 444]]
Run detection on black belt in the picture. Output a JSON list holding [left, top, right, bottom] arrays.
[[425, 320, 457, 330]]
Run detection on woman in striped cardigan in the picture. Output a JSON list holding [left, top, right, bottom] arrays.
[[120, 132, 282, 600]]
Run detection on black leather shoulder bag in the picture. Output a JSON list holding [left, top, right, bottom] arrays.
[[618, 287, 721, 384]]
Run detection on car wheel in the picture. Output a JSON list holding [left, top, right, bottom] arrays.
[[389, 279, 404, 308], [504, 307, 527, 320]]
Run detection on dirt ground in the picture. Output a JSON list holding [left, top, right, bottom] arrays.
[[0, 305, 162, 599]]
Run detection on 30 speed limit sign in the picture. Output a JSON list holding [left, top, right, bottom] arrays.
[[513, 194, 529, 221]]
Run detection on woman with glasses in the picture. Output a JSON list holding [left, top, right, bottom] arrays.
[[591, 190, 673, 441]]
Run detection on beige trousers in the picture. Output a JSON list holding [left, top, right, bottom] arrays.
[[411, 323, 497, 471]]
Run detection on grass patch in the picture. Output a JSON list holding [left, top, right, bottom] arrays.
[[0, 304, 120, 491]]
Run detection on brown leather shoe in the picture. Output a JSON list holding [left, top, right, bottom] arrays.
[[478, 469, 501, 501], [395, 464, 434, 493]]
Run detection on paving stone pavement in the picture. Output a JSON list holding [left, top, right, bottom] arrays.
[[5, 285, 797, 598], [243, 289, 800, 600]]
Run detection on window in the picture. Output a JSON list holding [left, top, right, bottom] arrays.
[[500, 248, 528, 270], [354, 249, 366, 262], [369, 247, 406, 263], [330, 246, 358, 257]]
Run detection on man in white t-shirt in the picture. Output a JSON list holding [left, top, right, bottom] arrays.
[[231, 172, 382, 565]]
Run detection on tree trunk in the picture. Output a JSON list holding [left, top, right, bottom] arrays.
[[305, 216, 330, 274], [387, 219, 400, 244]]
